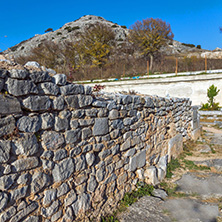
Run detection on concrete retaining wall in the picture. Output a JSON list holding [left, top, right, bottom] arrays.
[[86, 74, 222, 106]]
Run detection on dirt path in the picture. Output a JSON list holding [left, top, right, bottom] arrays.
[[117, 127, 222, 222]]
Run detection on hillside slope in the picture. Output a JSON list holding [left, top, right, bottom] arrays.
[[4, 15, 203, 59]]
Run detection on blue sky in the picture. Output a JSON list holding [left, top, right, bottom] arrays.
[[0, 0, 222, 51]]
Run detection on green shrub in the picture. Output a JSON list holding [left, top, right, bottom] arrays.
[[121, 25, 127, 29], [200, 84, 220, 110], [111, 24, 118, 28], [121, 182, 154, 207], [196, 45, 201, 49], [45, 28, 53, 33], [182, 43, 195, 48], [56, 32, 62, 35]]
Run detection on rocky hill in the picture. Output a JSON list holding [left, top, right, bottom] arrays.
[[4, 15, 128, 59], [4, 15, 203, 59]]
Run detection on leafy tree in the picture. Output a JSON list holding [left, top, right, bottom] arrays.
[[129, 18, 174, 71], [79, 23, 116, 69]]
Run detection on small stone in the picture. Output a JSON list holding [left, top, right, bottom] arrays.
[[43, 189, 57, 206], [17, 173, 29, 185], [60, 84, 84, 95], [0, 141, 11, 163], [57, 183, 70, 197], [52, 96, 65, 110], [0, 192, 8, 212], [120, 138, 131, 151], [0, 206, 16, 222], [109, 109, 119, 120], [0, 116, 16, 138], [41, 150, 54, 160], [79, 119, 94, 126], [41, 200, 59, 218], [42, 131, 65, 150], [85, 153, 95, 166], [25, 61, 41, 69], [129, 150, 146, 172], [84, 85, 92, 95], [17, 201, 27, 211], [53, 149, 68, 161], [70, 119, 79, 129], [52, 158, 74, 182], [78, 95, 93, 107], [64, 190, 77, 207], [65, 95, 79, 109], [87, 176, 98, 192], [54, 117, 69, 131], [75, 155, 86, 172], [17, 116, 41, 133], [65, 130, 81, 144], [40, 113, 54, 130], [10, 186, 28, 202], [152, 189, 168, 200], [70, 147, 82, 157], [0, 174, 16, 190], [31, 172, 51, 194], [93, 118, 109, 136], [52, 74, 67, 86], [92, 100, 107, 108], [0, 95, 22, 115], [51, 210, 62, 222], [72, 109, 85, 118], [82, 127, 92, 140]]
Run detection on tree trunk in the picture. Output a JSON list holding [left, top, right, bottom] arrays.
[[149, 54, 154, 73]]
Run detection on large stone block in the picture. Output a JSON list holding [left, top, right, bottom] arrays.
[[0, 94, 22, 115], [78, 95, 93, 107], [11, 157, 39, 172], [168, 133, 183, 161], [129, 150, 146, 172], [93, 118, 109, 136], [22, 95, 51, 111], [5, 78, 38, 96], [52, 74, 67, 86], [38, 82, 60, 95], [29, 71, 52, 83], [17, 116, 41, 133], [65, 95, 79, 109], [8, 69, 28, 79], [60, 84, 84, 95], [52, 158, 75, 182], [12, 133, 39, 156]]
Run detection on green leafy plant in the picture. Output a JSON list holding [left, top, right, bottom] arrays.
[[200, 84, 220, 110], [121, 182, 154, 207]]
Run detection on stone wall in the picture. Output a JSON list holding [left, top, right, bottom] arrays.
[[0, 67, 193, 221]]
